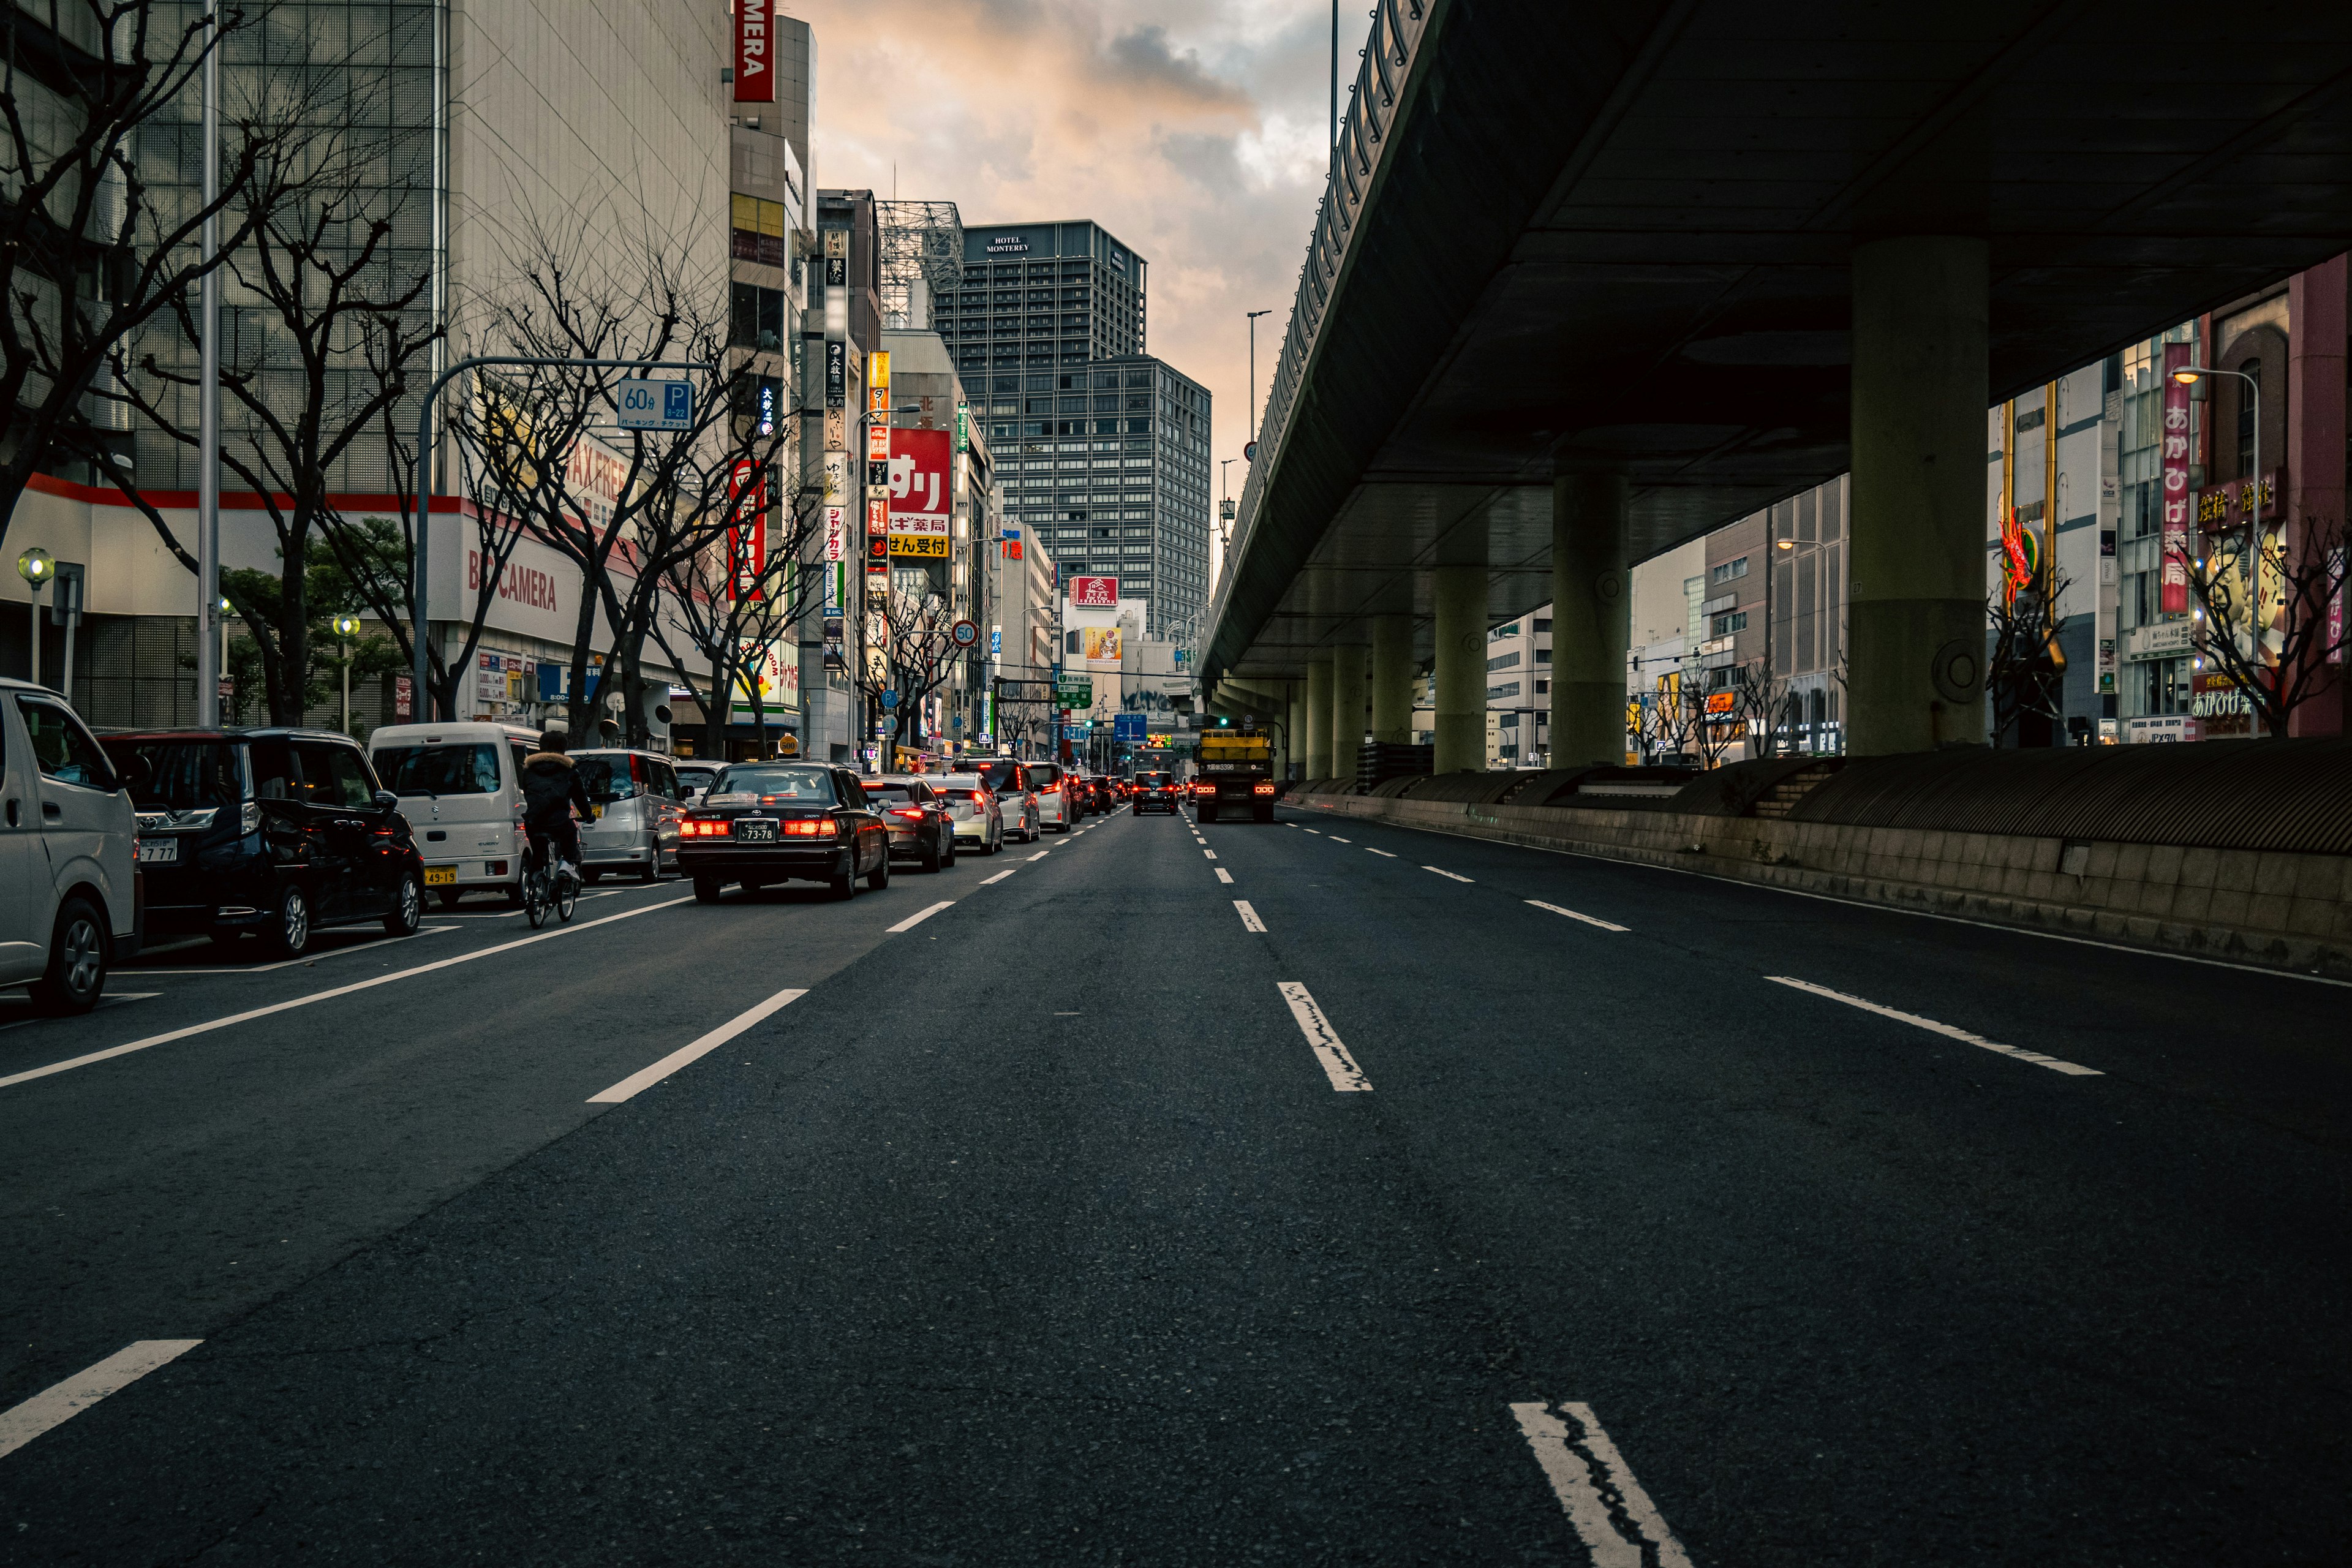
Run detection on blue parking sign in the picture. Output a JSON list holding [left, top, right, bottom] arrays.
[[664, 382, 692, 425]]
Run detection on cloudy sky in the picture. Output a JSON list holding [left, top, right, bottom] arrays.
[[781, 0, 1341, 580]]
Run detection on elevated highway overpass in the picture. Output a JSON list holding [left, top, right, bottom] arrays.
[[1202, 0, 2352, 774]]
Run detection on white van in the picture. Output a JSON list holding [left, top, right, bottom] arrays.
[[368, 721, 540, 908], [1, 677, 137, 1011]]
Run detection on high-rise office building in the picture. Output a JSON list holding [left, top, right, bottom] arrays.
[[936, 219, 1145, 368]]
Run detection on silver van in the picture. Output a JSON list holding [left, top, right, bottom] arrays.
[[369, 721, 539, 908], [569, 749, 685, 883], [1, 677, 137, 1012]]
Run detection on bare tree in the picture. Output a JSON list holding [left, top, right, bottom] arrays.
[[2174, 516, 2351, 738], [1985, 567, 2071, 747], [1731, 653, 1790, 760], [1635, 673, 1694, 763], [853, 581, 967, 761], [653, 464, 824, 763], [1, 1, 274, 549], [1686, 677, 1741, 769]]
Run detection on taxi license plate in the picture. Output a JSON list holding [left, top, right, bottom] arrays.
[[423, 866, 458, 886], [736, 819, 778, 843], [136, 839, 178, 864]]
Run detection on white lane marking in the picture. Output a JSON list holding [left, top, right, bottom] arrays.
[[1277, 982, 1370, 1092], [1527, 900, 1630, 933], [1365, 847, 1396, 858], [1214, 867, 1234, 884], [1027, 851, 1050, 861], [1423, 865, 1474, 883], [1510, 1401, 1692, 1568], [1329, 835, 1351, 843], [589, 985, 807, 1104], [0, 896, 695, 1093], [130, 924, 458, 973], [1303, 828, 1322, 835], [1234, 900, 1266, 932], [0, 1341, 203, 1459], [1765, 976, 2102, 1076], [980, 869, 1016, 885], [887, 900, 955, 933], [1202, 849, 1218, 861]]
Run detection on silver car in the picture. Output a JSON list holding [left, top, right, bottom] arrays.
[[931, 772, 1005, 856], [957, 756, 1039, 842], [570, 749, 686, 883]]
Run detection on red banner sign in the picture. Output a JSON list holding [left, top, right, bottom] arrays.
[[726, 459, 766, 601], [1068, 575, 1118, 608], [734, 0, 775, 103], [2160, 342, 2193, 613]]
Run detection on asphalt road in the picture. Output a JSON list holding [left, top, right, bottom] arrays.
[[0, 802, 2343, 1564]]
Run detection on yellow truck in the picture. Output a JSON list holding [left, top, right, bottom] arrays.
[[1194, 723, 1276, 823]]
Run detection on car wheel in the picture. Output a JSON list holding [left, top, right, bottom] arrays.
[[382, 875, 423, 937], [266, 884, 311, 959], [693, 875, 722, 903], [829, 866, 856, 900], [640, 839, 661, 882], [437, 888, 464, 910], [29, 895, 107, 1015], [942, 834, 957, 869], [920, 839, 941, 873], [867, 848, 891, 890]]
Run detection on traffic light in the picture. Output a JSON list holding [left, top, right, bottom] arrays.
[[1213, 714, 1232, 728]]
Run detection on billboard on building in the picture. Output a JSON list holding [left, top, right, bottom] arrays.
[[1068, 575, 1118, 608], [887, 427, 951, 557], [733, 0, 775, 103], [726, 460, 766, 601], [2160, 342, 2193, 612]]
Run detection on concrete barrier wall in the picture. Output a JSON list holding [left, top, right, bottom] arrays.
[[1292, 788, 2352, 977]]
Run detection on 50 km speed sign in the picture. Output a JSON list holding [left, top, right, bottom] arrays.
[[950, 619, 981, 649]]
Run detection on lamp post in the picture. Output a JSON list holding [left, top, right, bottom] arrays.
[[2172, 363, 2261, 731], [333, 614, 361, 733], [1245, 310, 1271, 451], [217, 596, 233, 718], [15, 548, 53, 688]]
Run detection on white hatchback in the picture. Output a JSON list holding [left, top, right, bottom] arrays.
[[0, 678, 138, 1012]]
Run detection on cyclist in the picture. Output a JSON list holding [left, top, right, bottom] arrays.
[[520, 728, 597, 884]]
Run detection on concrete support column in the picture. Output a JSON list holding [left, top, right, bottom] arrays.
[[1329, 644, 1367, 789], [1549, 471, 1631, 767], [1303, 654, 1335, 780], [1848, 235, 1989, 755], [1370, 614, 1414, 744], [1286, 680, 1306, 780], [2287, 254, 2346, 737], [1430, 564, 1488, 773]]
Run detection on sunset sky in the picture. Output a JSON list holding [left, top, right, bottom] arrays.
[[782, 0, 1344, 586]]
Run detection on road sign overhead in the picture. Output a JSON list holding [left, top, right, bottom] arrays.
[[617, 379, 693, 429]]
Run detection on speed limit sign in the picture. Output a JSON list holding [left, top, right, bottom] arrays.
[[950, 618, 981, 649]]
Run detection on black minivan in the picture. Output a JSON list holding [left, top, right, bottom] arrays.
[[100, 728, 427, 957]]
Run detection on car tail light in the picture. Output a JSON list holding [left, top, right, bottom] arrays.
[[889, 806, 925, 821], [1041, 783, 1059, 795], [1193, 783, 1215, 796], [782, 818, 837, 839], [682, 818, 726, 837], [1253, 783, 1276, 796]]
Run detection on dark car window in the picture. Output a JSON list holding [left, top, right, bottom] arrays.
[[375, 743, 500, 795], [712, 765, 835, 803], [1136, 771, 1173, 787], [15, 698, 117, 791], [966, 759, 1025, 794], [105, 740, 239, 809], [251, 739, 297, 801], [1026, 763, 1062, 786], [573, 754, 640, 802], [293, 742, 376, 808], [838, 774, 869, 810]]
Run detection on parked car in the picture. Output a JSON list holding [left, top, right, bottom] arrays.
[[1025, 760, 1077, 834], [3, 680, 139, 1012], [867, 774, 958, 872], [368, 721, 539, 908], [931, 773, 1005, 856], [1132, 769, 1180, 814], [961, 756, 1040, 842], [676, 762, 891, 902], [569, 748, 686, 883], [676, 761, 721, 803], [102, 725, 425, 959]]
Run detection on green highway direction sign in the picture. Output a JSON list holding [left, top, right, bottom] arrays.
[[1055, 677, 1092, 710]]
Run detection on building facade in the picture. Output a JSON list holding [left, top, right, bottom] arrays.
[[937, 220, 1147, 371]]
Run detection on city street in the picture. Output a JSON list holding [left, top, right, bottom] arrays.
[[2, 805, 2342, 1564]]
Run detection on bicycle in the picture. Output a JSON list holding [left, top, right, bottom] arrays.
[[521, 832, 580, 929]]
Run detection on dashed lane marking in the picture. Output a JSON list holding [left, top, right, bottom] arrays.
[[1329, 835, 1350, 843], [1303, 828, 1322, 835], [1365, 847, 1396, 858], [589, 984, 807, 1104], [887, 900, 954, 933], [1234, 900, 1266, 932], [1423, 865, 1474, 883], [1526, 900, 1630, 933], [1214, 867, 1234, 884], [1, 1341, 204, 1460], [1765, 976, 2103, 1076], [1027, 851, 1050, 861], [1202, 849, 1218, 861], [1276, 982, 1370, 1093], [979, 869, 1016, 885], [1510, 1401, 1693, 1568], [1, 897, 695, 1093]]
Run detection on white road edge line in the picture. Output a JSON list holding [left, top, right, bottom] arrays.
[[1527, 900, 1630, 933], [887, 900, 955, 933], [0, 1341, 204, 1460], [1277, 981, 1370, 1092], [1234, 900, 1266, 932], [1765, 975, 2102, 1076], [1509, 1401, 1693, 1568], [1214, 867, 1234, 884], [980, 869, 1016, 885], [1365, 847, 1396, 858], [1423, 865, 1474, 883], [589, 985, 808, 1104], [0, 896, 696, 1093]]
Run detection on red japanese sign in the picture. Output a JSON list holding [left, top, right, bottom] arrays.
[[886, 428, 951, 527], [734, 0, 775, 104], [1068, 575, 1118, 608], [2160, 342, 2193, 613], [726, 459, 765, 601]]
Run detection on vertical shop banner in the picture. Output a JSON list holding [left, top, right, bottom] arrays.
[[726, 459, 766, 601], [886, 427, 952, 558], [2160, 341, 2193, 612], [824, 341, 845, 409], [823, 450, 848, 565], [733, 0, 775, 103], [868, 350, 890, 417]]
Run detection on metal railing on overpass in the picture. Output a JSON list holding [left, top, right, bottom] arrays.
[[1210, 0, 1437, 665]]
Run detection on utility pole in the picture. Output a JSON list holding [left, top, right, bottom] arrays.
[[195, 0, 222, 726], [1330, 0, 1339, 148]]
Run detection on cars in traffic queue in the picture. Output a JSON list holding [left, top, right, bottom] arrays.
[[1025, 759, 1077, 833], [930, 772, 1005, 856], [960, 756, 1040, 842], [866, 775, 959, 872], [3, 679, 139, 1012], [102, 725, 426, 959], [569, 748, 686, 882], [676, 762, 892, 902], [1081, 775, 1112, 815], [368, 721, 538, 907], [1131, 769, 1180, 814]]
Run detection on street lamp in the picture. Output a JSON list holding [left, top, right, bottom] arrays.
[[2171, 363, 2263, 727], [1245, 310, 1271, 450], [15, 548, 53, 688], [333, 614, 363, 733]]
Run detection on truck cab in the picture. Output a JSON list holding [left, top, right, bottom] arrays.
[[1194, 724, 1276, 823]]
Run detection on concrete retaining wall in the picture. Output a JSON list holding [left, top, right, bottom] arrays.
[[1291, 788, 2352, 978]]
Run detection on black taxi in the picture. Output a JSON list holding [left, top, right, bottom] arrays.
[[677, 763, 892, 902]]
